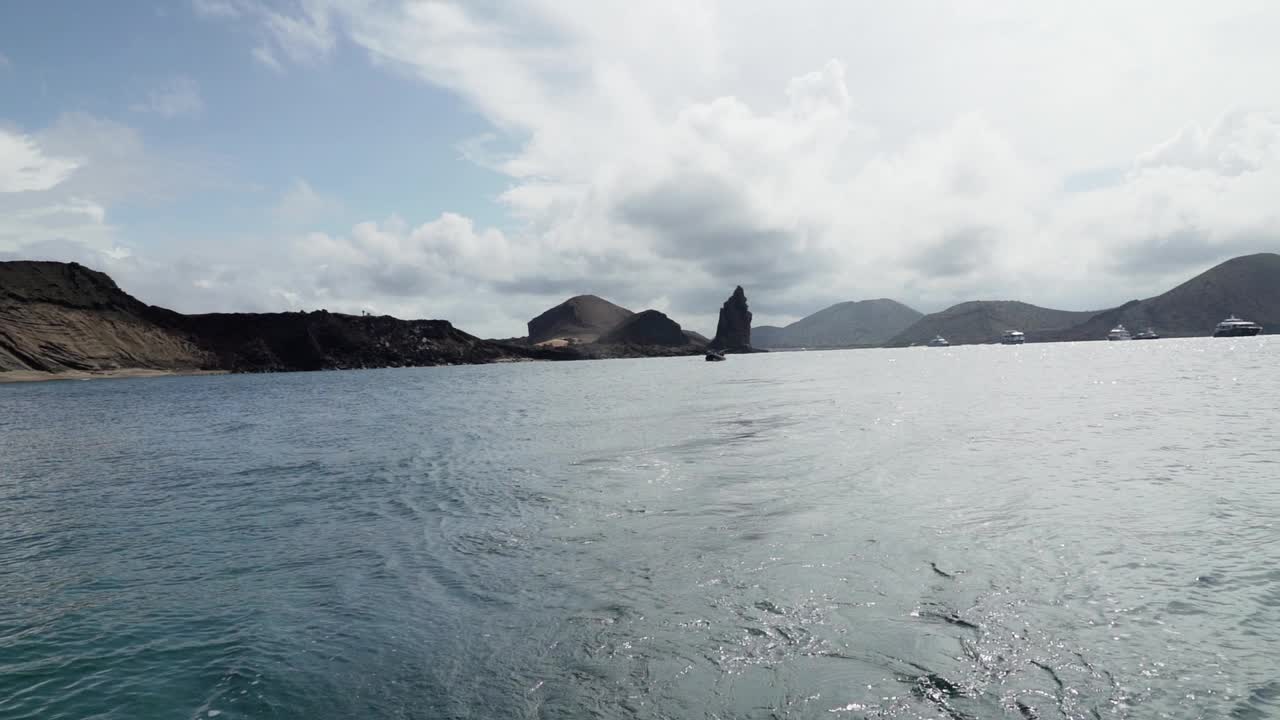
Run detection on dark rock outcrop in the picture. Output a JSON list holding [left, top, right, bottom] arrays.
[[518, 294, 708, 358], [526, 294, 634, 344], [709, 286, 753, 352], [0, 261, 564, 376], [599, 309, 689, 346], [174, 311, 563, 373], [683, 330, 710, 345]]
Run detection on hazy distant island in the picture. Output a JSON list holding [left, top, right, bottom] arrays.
[[881, 252, 1280, 347], [1, 252, 1277, 382], [753, 299, 923, 349]]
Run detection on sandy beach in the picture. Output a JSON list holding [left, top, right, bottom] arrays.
[[0, 368, 227, 384]]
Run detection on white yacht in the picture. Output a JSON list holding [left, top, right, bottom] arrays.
[[1107, 324, 1132, 341], [927, 335, 950, 347], [1000, 330, 1025, 345], [1213, 315, 1262, 337]]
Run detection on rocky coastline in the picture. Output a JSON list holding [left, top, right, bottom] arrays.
[[3, 252, 1278, 382]]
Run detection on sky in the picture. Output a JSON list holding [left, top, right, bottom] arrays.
[[2, 1, 1280, 338]]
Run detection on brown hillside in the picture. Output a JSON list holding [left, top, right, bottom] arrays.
[[0, 262, 207, 372], [526, 295, 634, 344]]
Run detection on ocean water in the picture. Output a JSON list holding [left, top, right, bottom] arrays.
[[2, 337, 1279, 720]]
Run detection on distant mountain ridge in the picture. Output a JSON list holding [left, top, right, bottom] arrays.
[[754, 299, 921, 348], [886, 301, 1097, 347], [1041, 253, 1280, 341], [888, 252, 1280, 345], [5, 252, 1279, 380]]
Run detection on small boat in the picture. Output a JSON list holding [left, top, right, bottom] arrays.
[[1000, 330, 1025, 345], [705, 349, 726, 361], [927, 335, 950, 347], [1134, 328, 1160, 340], [1213, 315, 1263, 337], [1107, 324, 1132, 341]]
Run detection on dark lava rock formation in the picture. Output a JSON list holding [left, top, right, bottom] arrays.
[[526, 294, 634, 344], [516, 296, 706, 359], [599, 309, 688, 346], [176, 311, 560, 373], [0, 261, 562, 376], [709, 286, 753, 352]]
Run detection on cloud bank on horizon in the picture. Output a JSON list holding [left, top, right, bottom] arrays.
[[2, 0, 1280, 337]]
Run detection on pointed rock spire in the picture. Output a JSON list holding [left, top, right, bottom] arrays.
[[710, 286, 753, 351]]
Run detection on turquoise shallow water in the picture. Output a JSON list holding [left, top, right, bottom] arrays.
[[2, 337, 1279, 719]]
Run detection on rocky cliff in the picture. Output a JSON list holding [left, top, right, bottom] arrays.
[[0, 261, 562, 378], [175, 311, 561, 373], [0, 262, 208, 373], [709, 286, 753, 352]]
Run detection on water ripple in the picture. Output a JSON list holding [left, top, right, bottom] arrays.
[[1, 339, 1277, 718]]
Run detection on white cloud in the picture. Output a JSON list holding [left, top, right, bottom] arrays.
[[191, 0, 241, 19], [12, 199, 106, 225], [261, 0, 334, 64], [34, 113, 221, 204], [1134, 108, 1280, 175], [0, 130, 80, 192], [195, 0, 334, 70], [0, 52, 11, 71], [0, 113, 227, 279], [296, 213, 527, 294], [1058, 109, 1280, 285], [273, 178, 341, 226], [41, 2, 1280, 337], [252, 46, 284, 72], [131, 76, 204, 118], [241, 0, 1278, 333]]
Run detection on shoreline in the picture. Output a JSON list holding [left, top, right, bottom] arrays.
[[0, 368, 228, 384]]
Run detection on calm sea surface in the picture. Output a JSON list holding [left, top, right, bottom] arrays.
[[2, 338, 1279, 719]]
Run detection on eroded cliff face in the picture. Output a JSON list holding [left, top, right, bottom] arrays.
[[0, 261, 563, 376], [0, 262, 208, 373], [709, 286, 753, 351]]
